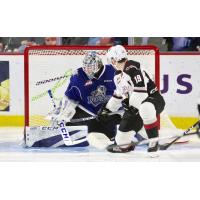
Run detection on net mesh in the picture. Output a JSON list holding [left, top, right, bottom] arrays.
[[25, 46, 161, 127], [28, 49, 156, 56]]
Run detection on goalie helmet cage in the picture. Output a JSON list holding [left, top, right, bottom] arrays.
[[24, 45, 160, 127]]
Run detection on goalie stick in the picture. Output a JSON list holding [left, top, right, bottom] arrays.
[[46, 111, 123, 124], [47, 90, 76, 145], [47, 89, 123, 124], [159, 120, 200, 150], [69, 110, 123, 123], [47, 90, 123, 146], [48, 89, 57, 109]]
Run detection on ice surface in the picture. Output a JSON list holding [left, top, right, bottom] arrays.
[[0, 127, 200, 162]]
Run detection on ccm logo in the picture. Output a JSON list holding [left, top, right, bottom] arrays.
[[41, 126, 58, 131], [59, 122, 69, 139]]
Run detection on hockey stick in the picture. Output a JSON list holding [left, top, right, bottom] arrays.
[[47, 90, 77, 145], [125, 125, 200, 148], [107, 130, 200, 153], [47, 90, 123, 145], [46, 109, 123, 124], [47, 89, 57, 108], [159, 120, 200, 150], [47, 89, 123, 123], [69, 110, 123, 123], [46, 111, 122, 124]]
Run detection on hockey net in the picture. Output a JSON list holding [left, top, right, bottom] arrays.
[[24, 45, 174, 132]]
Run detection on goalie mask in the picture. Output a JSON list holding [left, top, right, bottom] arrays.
[[83, 51, 103, 79]]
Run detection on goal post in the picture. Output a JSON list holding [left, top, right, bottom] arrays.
[[24, 45, 160, 127]]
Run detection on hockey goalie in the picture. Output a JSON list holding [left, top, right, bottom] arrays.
[[25, 51, 122, 148]]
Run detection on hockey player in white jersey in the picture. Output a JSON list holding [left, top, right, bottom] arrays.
[[99, 45, 165, 153]]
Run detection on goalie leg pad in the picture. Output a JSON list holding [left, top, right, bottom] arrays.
[[87, 132, 113, 150], [25, 126, 88, 147]]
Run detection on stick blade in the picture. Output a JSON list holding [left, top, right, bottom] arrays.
[[159, 144, 168, 150]]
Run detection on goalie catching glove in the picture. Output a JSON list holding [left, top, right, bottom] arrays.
[[46, 96, 78, 123]]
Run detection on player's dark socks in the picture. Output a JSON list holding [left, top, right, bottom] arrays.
[[145, 126, 158, 138], [106, 142, 135, 153]]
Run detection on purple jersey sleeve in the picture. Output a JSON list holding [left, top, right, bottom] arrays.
[[65, 75, 82, 103]]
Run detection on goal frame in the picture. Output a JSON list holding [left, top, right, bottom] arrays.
[[24, 45, 160, 127]]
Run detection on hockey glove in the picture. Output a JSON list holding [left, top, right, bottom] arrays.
[[121, 98, 129, 111], [46, 96, 77, 124], [122, 98, 139, 115], [45, 100, 62, 121], [97, 105, 111, 121]]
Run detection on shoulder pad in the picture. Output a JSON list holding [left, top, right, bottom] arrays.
[[72, 69, 78, 76], [125, 60, 140, 70]]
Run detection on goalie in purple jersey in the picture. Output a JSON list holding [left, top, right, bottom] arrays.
[[50, 51, 121, 149]]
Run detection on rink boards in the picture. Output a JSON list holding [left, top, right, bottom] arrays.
[[0, 53, 200, 129]]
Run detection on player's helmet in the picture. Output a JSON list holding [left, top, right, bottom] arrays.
[[83, 51, 103, 79], [107, 45, 128, 62]]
